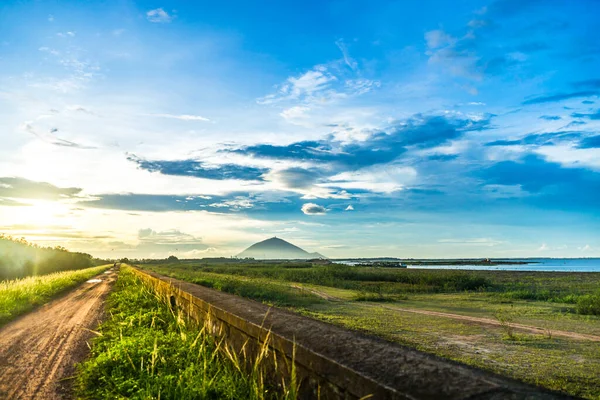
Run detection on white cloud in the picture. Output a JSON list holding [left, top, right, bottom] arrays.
[[280, 106, 310, 120], [208, 197, 254, 209], [150, 113, 210, 122], [326, 164, 417, 193], [48, 15, 54, 22], [301, 203, 327, 215], [579, 244, 591, 252], [535, 145, 600, 171], [538, 243, 549, 251], [258, 66, 337, 105], [57, 32, 75, 38], [345, 205, 354, 211], [112, 29, 126, 36], [146, 8, 173, 23]]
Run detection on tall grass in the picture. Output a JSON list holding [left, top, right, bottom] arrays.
[[0, 264, 110, 326], [77, 268, 298, 399], [143, 263, 600, 315], [156, 270, 323, 307], [146, 263, 491, 295]]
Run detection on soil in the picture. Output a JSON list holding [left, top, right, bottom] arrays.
[[0, 268, 117, 400]]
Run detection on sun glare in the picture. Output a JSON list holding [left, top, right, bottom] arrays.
[[9, 201, 68, 228]]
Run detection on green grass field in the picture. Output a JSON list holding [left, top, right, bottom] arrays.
[[77, 267, 298, 400], [140, 262, 600, 399], [0, 264, 111, 327]]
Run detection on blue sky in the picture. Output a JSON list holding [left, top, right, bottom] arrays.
[[0, 0, 599, 258]]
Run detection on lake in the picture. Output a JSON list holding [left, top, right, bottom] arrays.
[[338, 258, 600, 272]]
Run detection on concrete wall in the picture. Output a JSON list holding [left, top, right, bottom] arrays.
[[131, 267, 575, 400]]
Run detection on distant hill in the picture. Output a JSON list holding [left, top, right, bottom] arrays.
[[236, 237, 326, 260]]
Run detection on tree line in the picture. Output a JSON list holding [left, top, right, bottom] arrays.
[[0, 234, 97, 280]]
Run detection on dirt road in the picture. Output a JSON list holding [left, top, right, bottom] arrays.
[[0, 268, 117, 400], [292, 284, 600, 342], [379, 304, 600, 342]]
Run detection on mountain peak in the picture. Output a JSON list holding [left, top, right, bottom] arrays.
[[236, 237, 326, 260]]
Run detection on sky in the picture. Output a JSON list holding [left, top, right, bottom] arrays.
[[0, 0, 599, 259]]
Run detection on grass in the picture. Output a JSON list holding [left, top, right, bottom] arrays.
[[139, 262, 600, 399], [77, 267, 298, 400], [0, 264, 110, 327], [143, 268, 324, 308], [142, 261, 600, 306]]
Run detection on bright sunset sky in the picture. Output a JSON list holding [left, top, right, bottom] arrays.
[[0, 0, 599, 259]]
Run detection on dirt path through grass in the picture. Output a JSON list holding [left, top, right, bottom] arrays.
[[0, 267, 118, 399], [295, 284, 600, 342]]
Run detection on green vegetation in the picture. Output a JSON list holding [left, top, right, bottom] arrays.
[[142, 261, 600, 311], [142, 267, 323, 308], [144, 261, 491, 293], [0, 235, 98, 280], [77, 268, 298, 400], [577, 292, 600, 316], [140, 262, 600, 399], [0, 264, 110, 326]]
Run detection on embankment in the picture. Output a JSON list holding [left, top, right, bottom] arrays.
[[132, 266, 575, 400]]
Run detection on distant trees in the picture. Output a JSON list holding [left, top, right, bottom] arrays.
[[167, 255, 179, 262], [0, 235, 94, 280]]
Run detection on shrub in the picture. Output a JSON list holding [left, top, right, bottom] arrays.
[[576, 293, 600, 316]]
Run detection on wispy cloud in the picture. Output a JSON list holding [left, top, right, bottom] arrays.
[[146, 8, 173, 23], [127, 154, 267, 181], [335, 39, 358, 71], [20, 123, 96, 149], [230, 114, 492, 169], [149, 113, 210, 121], [258, 66, 337, 105], [571, 109, 600, 120], [522, 91, 598, 105]]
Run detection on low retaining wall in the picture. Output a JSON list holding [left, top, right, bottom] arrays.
[[131, 267, 575, 400]]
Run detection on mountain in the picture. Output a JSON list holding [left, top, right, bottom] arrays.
[[236, 237, 326, 260]]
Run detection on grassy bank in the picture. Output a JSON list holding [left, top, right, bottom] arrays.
[[77, 268, 297, 400], [0, 264, 110, 326], [141, 262, 600, 399]]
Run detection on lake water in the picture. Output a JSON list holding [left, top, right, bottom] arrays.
[[337, 259, 600, 272]]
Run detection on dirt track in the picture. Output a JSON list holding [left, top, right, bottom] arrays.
[[0, 268, 117, 400], [293, 284, 600, 342], [380, 304, 600, 342]]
